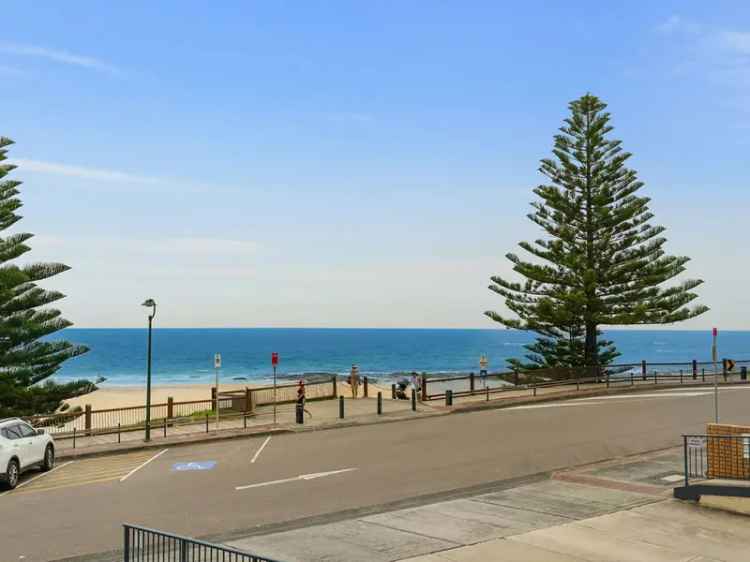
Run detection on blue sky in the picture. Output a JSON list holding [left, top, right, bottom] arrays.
[[1, 1, 749, 328]]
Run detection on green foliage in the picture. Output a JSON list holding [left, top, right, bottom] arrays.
[[486, 95, 708, 369], [0, 137, 92, 417]]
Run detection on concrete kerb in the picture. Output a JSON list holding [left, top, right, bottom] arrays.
[[57, 380, 742, 462]]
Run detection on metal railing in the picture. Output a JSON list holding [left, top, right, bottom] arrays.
[[421, 360, 750, 402], [23, 378, 336, 439], [124, 524, 282, 562], [682, 434, 750, 487]]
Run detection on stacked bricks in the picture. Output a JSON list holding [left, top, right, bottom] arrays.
[[706, 423, 750, 479]]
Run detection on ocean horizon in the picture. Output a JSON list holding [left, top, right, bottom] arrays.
[[48, 328, 750, 387]]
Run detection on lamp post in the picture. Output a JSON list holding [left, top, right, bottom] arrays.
[[142, 299, 157, 441]]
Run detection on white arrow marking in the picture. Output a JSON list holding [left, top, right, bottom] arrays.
[[235, 468, 357, 491]]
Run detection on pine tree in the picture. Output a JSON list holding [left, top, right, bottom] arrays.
[[485, 94, 708, 369], [0, 137, 92, 417]]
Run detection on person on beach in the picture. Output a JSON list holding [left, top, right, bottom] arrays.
[[350, 364, 360, 398]]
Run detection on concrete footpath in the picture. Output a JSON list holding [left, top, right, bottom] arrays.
[[227, 448, 750, 562]]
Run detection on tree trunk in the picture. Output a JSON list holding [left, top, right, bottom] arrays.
[[585, 323, 598, 369]]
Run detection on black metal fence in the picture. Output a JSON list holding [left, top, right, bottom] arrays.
[[123, 524, 282, 562], [682, 434, 750, 487]]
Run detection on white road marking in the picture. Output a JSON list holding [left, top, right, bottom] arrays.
[[508, 402, 602, 411], [251, 436, 271, 464], [119, 449, 169, 482], [7, 461, 75, 492], [571, 392, 709, 401], [235, 468, 357, 491]]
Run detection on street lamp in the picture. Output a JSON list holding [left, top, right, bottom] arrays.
[[142, 299, 157, 441]]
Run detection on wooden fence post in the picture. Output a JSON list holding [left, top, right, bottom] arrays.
[[332, 375, 338, 398], [245, 388, 255, 413], [692, 360, 698, 380], [421, 374, 427, 401], [363, 376, 369, 398], [85, 404, 92, 436], [167, 397, 174, 419], [641, 360, 647, 381], [211, 387, 217, 411], [470, 372, 475, 393]]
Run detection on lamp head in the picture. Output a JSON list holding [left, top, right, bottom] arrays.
[[142, 299, 156, 308]]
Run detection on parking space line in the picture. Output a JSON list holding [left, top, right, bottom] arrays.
[[251, 436, 271, 464], [14, 461, 75, 490], [119, 449, 169, 482]]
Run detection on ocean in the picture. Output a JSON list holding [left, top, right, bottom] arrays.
[[49, 328, 750, 387]]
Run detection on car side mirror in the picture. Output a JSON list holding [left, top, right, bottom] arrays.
[[36, 428, 45, 435]]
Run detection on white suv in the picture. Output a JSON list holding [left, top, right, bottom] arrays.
[[0, 418, 55, 489]]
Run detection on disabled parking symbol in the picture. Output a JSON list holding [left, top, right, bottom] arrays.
[[172, 461, 217, 472]]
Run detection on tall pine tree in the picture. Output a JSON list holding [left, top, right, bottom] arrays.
[[485, 95, 708, 369], [0, 137, 93, 417]]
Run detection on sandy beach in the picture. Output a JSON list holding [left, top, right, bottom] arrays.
[[65, 380, 393, 411]]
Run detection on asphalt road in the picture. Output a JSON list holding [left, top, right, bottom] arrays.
[[2, 385, 750, 562]]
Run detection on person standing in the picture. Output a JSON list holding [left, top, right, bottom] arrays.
[[350, 364, 360, 398], [410, 371, 419, 397], [479, 354, 489, 388]]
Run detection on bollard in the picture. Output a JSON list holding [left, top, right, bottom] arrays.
[[446, 389, 453, 406], [702, 368, 705, 382], [167, 397, 174, 420], [692, 360, 698, 380], [641, 360, 647, 381], [654, 371, 658, 385], [411, 389, 416, 411], [339, 395, 344, 419], [742, 366, 748, 381], [211, 387, 217, 411], [296, 403, 304, 424], [391, 383, 396, 399], [363, 376, 369, 398], [421, 374, 427, 401], [486, 386, 489, 401], [680, 369, 683, 384], [377, 391, 382, 415], [470, 372, 475, 393]]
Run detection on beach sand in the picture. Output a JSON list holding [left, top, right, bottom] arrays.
[[65, 380, 394, 411]]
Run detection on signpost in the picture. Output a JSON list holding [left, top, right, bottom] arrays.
[[712, 328, 718, 423], [272, 352, 279, 424], [214, 353, 222, 430]]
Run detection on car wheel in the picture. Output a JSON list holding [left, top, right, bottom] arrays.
[[5, 458, 19, 489], [42, 444, 55, 471]]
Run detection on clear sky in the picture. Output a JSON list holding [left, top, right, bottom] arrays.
[[1, 1, 748, 329]]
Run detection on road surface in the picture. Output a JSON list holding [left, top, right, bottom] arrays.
[[2, 385, 749, 561]]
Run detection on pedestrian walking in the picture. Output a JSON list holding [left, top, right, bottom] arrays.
[[350, 364, 360, 398]]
